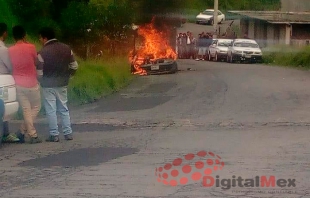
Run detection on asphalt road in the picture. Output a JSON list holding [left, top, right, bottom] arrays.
[[0, 22, 310, 198]]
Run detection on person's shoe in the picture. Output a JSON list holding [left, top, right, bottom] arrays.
[[46, 135, 60, 142], [64, 134, 73, 141], [15, 130, 25, 143], [2, 133, 20, 143], [29, 137, 42, 144]]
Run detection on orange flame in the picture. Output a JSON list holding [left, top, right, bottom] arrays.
[[130, 17, 177, 75]]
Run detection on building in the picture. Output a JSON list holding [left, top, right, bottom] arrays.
[[229, 0, 310, 47]]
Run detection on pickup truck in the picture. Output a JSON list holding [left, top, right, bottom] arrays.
[[0, 75, 19, 145]]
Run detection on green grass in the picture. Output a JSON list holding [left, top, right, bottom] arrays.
[[14, 56, 134, 119], [67, 57, 134, 105], [263, 45, 310, 70]]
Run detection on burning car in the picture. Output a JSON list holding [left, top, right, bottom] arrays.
[[129, 18, 178, 75], [131, 55, 178, 75]]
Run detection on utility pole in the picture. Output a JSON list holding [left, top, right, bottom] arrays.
[[213, 0, 218, 38]]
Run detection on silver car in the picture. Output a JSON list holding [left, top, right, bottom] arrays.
[[207, 39, 233, 61], [227, 39, 263, 63]]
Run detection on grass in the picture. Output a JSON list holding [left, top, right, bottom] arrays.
[[14, 56, 134, 120], [67, 57, 134, 105], [263, 45, 310, 70]]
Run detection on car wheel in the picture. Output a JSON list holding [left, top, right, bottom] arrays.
[[171, 61, 178, 73], [208, 52, 212, 61], [230, 55, 234, 63]]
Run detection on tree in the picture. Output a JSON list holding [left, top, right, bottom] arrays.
[[60, 1, 134, 58], [8, 0, 59, 36], [51, 0, 90, 21]]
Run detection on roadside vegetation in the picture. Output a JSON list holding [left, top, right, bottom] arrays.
[[68, 58, 134, 104], [263, 46, 310, 70], [1, 0, 281, 107]]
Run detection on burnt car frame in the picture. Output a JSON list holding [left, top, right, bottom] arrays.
[[131, 56, 178, 75]]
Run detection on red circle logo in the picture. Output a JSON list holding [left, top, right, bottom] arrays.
[[155, 151, 224, 186]]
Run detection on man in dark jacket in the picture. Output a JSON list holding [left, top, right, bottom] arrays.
[[37, 27, 78, 142]]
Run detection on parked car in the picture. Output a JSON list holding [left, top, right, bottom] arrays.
[[208, 39, 233, 61], [0, 75, 19, 145], [196, 9, 225, 25], [227, 39, 263, 63]]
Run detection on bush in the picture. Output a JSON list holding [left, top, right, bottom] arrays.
[[263, 46, 310, 69]]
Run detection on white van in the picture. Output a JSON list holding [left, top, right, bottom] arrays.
[[0, 75, 19, 141]]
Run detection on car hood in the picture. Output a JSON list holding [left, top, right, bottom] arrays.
[[232, 47, 262, 53], [217, 47, 229, 51], [196, 14, 213, 19]]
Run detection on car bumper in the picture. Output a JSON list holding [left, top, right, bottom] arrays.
[[3, 101, 19, 121], [141, 61, 178, 75], [232, 54, 262, 62], [196, 19, 212, 24], [217, 52, 228, 59]]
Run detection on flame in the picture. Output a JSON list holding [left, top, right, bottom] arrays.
[[130, 17, 177, 75]]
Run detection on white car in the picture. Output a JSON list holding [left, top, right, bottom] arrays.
[[0, 75, 19, 142], [196, 9, 225, 25], [227, 39, 263, 63], [208, 39, 233, 61]]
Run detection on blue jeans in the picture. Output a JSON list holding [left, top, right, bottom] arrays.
[[42, 87, 72, 136]]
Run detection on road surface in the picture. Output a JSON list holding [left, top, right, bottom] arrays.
[[0, 23, 309, 198]]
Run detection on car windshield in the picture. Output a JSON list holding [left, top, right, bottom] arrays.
[[218, 41, 231, 47], [202, 11, 214, 15], [234, 42, 259, 48]]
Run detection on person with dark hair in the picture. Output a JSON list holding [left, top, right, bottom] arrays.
[[37, 27, 78, 142], [0, 22, 20, 143], [0, 23, 12, 74], [8, 25, 42, 144]]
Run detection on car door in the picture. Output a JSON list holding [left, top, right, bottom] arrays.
[[218, 11, 224, 22]]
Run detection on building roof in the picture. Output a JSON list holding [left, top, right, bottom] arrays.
[[228, 11, 310, 24]]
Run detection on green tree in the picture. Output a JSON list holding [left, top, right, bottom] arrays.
[[8, 0, 60, 36], [51, 0, 90, 21], [60, 1, 134, 58]]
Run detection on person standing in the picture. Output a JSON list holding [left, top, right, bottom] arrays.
[[196, 33, 207, 61], [180, 33, 187, 59], [37, 27, 78, 142], [8, 25, 42, 144], [0, 22, 20, 143]]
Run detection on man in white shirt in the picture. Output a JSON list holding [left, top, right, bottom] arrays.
[[0, 22, 20, 143], [0, 23, 12, 74]]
